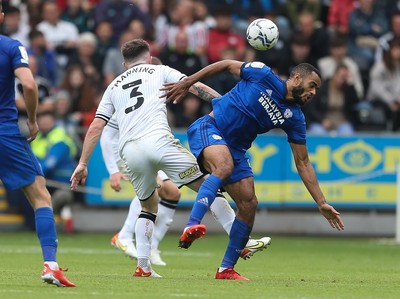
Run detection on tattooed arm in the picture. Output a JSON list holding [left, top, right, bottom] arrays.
[[189, 82, 221, 103]]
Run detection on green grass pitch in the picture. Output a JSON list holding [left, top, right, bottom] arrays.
[[1, 232, 400, 299]]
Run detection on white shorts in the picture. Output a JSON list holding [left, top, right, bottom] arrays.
[[120, 132, 203, 199], [117, 161, 168, 181]]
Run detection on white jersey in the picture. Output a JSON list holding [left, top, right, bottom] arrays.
[[96, 64, 186, 151]]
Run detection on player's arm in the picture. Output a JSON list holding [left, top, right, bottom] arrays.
[[70, 117, 107, 189], [15, 67, 39, 141], [290, 142, 345, 231], [161, 60, 243, 104], [189, 82, 222, 103], [100, 124, 127, 192]]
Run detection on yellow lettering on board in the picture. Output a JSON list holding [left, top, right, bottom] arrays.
[[248, 144, 278, 174], [297, 146, 330, 173], [384, 147, 400, 172]]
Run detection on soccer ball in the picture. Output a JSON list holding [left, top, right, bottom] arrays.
[[246, 18, 279, 51]]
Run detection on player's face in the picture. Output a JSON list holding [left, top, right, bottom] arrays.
[[292, 72, 321, 106]]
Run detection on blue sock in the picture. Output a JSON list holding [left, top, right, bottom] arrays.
[[35, 207, 58, 262], [186, 175, 224, 227], [221, 218, 252, 268]]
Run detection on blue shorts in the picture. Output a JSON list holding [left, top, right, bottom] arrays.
[[0, 134, 44, 190], [187, 114, 253, 185]]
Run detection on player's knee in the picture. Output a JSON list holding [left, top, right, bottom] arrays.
[[214, 161, 234, 180], [238, 196, 258, 212], [158, 181, 181, 201]]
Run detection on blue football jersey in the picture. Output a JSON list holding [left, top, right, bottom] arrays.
[[0, 35, 29, 135], [212, 62, 306, 152]]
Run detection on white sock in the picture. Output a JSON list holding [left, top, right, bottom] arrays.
[[152, 201, 176, 250], [44, 261, 59, 270], [218, 267, 228, 272], [119, 196, 141, 241], [210, 195, 235, 235], [135, 213, 156, 270]]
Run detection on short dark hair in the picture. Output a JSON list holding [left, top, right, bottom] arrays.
[[0, 0, 3, 12], [289, 63, 321, 79], [121, 38, 150, 64], [28, 29, 45, 41]]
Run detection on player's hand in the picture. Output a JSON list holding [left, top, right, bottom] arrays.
[[70, 163, 88, 190], [318, 203, 345, 231], [26, 119, 39, 142], [110, 172, 128, 192], [160, 79, 191, 104]]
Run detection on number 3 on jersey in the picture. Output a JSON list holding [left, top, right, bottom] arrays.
[[123, 79, 144, 114]]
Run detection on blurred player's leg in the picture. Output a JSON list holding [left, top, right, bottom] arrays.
[[133, 190, 161, 278], [216, 218, 251, 280], [209, 192, 235, 234], [150, 173, 180, 266], [210, 193, 272, 259], [111, 196, 141, 259], [23, 176, 75, 287]]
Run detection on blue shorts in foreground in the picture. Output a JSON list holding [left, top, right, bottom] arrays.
[[0, 134, 44, 190], [187, 114, 253, 185]]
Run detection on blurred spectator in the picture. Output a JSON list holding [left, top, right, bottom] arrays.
[[1, 5, 30, 46], [61, 0, 91, 33], [318, 34, 364, 98], [93, 0, 151, 44], [15, 55, 53, 136], [277, 34, 316, 79], [162, 0, 208, 61], [347, 0, 389, 73], [206, 6, 246, 64], [159, 29, 203, 75], [284, 0, 321, 27], [25, 0, 45, 29], [294, 11, 329, 61], [193, 0, 216, 28], [327, 0, 357, 36], [148, 0, 171, 54], [94, 21, 115, 74], [367, 38, 400, 131], [68, 32, 102, 86], [102, 30, 136, 86], [375, 12, 400, 61], [30, 110, 77, 233], [58, 64, 97, 127], [172, 94, 211, 128], [203, 47, 241, 96], [53, 90, 82, 149], [37, 0, 80, 76], [126, 18, 159, 55], [159, 28, 204, 127], [27, 29, 58, 87], [303, 64, 360, 135]]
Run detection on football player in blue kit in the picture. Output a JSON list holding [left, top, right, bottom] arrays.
[[162, 60, 345, 280], [0, 2, 74, 287]]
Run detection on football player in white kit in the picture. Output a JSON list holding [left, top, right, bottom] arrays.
[[100, 114, 182, 266], [71, 39, 270, 278]]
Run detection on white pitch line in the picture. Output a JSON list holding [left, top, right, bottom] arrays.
[[0, 246, 214, 257]]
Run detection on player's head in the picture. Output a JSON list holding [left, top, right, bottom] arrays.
[[287, 63, 321, 106], [121, 38, 152, 69]]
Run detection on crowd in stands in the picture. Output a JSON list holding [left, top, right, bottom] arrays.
[[1, 0, 400, 137]]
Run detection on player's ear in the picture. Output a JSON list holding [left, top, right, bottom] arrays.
[[293, 73, 302, 86], [0, 12, 4, 23]]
